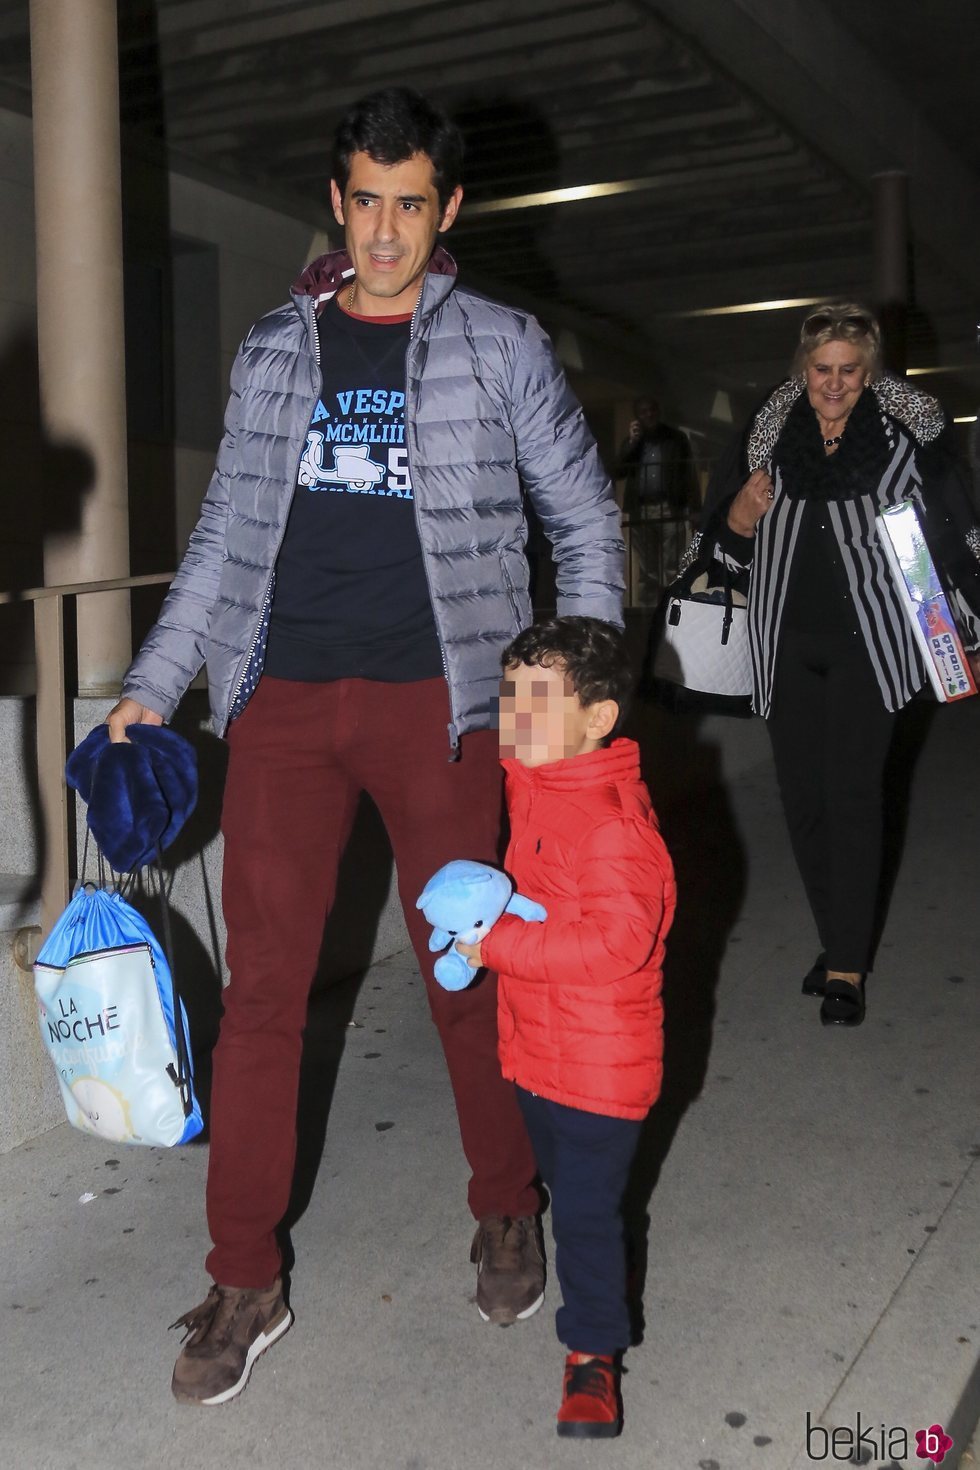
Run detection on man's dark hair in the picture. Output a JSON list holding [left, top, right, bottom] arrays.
[[501, 616, 634, 735], [331, 87, 464, 213]]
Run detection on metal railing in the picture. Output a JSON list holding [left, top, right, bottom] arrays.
[[0, 572, 173, 938], [0, 501, 700, 941], [617, 453, 713, 609], [622, 510, 696, 608]]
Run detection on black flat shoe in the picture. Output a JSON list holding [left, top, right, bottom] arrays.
[[820, 977, 865, 1027], [801, 953, 827, 997]]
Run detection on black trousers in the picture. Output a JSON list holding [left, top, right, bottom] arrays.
[[767, 627, 897, 974], [517, 1087, 643, 1355]]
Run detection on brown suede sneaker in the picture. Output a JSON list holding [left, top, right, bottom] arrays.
[[170, 1279, 292, 1405], [470, 1214, 545, 1325]]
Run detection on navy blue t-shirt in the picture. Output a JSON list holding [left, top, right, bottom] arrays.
[[264, 297, 443, 682]]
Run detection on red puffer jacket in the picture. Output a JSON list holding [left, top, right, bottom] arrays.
[[481, 738, 675, 1120]]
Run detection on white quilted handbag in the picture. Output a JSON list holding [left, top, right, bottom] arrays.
[[650, 562, 753, 713]]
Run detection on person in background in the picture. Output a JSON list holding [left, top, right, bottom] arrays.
[[619, 397, 699, 597], [699, 304, 980, 1027]]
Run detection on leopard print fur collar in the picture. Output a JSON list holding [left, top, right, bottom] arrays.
[[746, 374, 945, 472]]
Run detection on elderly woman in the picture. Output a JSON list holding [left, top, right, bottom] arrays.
[[700, 304, 980, 1026]]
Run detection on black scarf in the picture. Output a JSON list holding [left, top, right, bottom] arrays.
[[772, 385, 891, 501]]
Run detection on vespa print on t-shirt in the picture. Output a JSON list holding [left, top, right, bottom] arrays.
[[265, 297, 443, 683]]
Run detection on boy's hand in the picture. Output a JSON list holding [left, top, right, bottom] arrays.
[[455, 937, 484, 969]]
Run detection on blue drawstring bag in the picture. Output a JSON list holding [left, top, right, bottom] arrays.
[[34, 881, 203, 1147]]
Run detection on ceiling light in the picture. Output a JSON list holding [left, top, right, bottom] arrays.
[[906, 365, 979, 376], [556, 330, 583, 371], [465, 178, 677, 215], [664, 297, 830, 319], [710, 390, 733, 423]]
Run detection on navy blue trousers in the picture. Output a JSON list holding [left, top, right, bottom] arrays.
[[516, 1087, 643, 1355]]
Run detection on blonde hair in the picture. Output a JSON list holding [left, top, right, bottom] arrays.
[[792, 303, 882, 378]]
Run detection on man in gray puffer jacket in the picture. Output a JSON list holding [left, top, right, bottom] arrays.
[[109, 87, 624, 1406]]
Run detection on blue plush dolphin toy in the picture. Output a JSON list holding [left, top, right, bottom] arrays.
[[416, 860, 547, 991]]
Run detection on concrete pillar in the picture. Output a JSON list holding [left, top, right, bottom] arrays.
[[30, 0, 131, 695], [871, 170, 909, 376]]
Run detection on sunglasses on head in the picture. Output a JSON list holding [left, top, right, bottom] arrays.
[[802, 311, 873, 336]]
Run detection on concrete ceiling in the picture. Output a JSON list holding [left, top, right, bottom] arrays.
[[1, 0, 977, 437]]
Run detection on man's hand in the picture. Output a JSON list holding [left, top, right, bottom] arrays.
[[455, 937, 484, 969], [105, 697, 164, 744], [627, 419, 642, 444]]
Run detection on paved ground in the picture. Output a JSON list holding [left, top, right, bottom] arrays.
[[2, 694, 978, 1470]]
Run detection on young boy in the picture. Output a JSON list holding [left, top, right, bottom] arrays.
[[455, 615, 676, 1439]]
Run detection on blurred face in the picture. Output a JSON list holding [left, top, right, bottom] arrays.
[[498, 660, 609, 768], [805, 339, 869, 427], [330, 151, 462, 316]]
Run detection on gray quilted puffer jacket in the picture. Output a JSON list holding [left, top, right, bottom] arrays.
[[123, 247, 624, 744]]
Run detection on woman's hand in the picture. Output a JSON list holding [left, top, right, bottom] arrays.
[[727, 469, 774, 537]]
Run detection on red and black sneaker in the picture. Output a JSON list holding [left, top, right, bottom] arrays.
[[556, 1352, 622, 1439]]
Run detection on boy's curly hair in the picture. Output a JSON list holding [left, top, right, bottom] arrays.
[[501, 616, 633, 734]]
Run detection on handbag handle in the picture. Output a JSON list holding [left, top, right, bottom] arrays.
[[719, 560, 736, 647], [672, 548, 739, 648]]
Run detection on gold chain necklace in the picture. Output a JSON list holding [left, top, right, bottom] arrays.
[[345, 276, 425, 317]]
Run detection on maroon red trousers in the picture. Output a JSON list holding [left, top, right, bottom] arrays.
[[207, 675, 538, 1287]]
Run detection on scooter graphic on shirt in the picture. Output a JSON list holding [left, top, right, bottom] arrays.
[[299, 433, 386, 491]]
